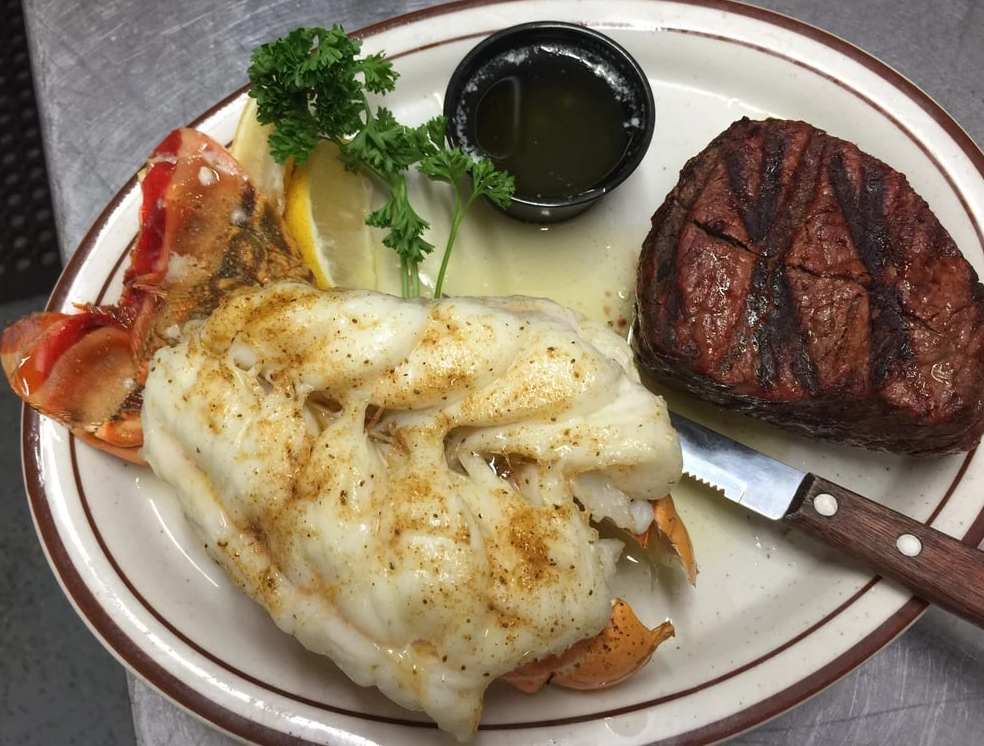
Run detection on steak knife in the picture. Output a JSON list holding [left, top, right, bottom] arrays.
[[669, 411, 984, 628]]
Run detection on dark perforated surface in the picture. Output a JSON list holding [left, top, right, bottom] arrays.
[[0, 0, 62, 300]]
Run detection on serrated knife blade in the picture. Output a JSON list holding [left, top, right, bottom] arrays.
[[668, 410, 984, 629], [669, 412, 803, 521]]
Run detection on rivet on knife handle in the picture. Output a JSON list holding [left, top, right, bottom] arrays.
[[786, 474, 984, 628]]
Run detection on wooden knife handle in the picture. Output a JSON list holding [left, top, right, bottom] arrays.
[[785, 473, 984, 628]]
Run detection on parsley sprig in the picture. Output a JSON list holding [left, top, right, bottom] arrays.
[[247, 26, 514, 298]]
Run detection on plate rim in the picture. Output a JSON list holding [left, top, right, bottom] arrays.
[[21, 1, 984, 744]]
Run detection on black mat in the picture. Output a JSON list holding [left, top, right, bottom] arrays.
[[0, 0, 62, 301]]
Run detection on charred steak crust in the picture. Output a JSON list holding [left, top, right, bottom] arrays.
[[634, 117, 984, 455]]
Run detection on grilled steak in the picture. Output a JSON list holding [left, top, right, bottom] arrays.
[[633, 117, 984, 455]]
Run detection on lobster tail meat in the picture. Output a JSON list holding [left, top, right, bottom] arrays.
[[1, 128, 313, 462], [140, 280, 687, 737]]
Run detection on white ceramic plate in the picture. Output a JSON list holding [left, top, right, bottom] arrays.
[[22, 1, 984, 744]]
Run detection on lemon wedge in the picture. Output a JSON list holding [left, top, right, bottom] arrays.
[[283, 141, 377, 290], [229, 97, 291, 213]]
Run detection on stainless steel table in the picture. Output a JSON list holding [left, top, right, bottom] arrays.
[[19, 0, 984, 744]]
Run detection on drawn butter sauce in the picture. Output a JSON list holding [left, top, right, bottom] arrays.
[[473, 51, 632, 199]]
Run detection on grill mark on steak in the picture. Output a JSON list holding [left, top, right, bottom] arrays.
[[828, 154, 915, 389], [634, 117, 984, 455], [765, 263, 821, 396], [726, 124, 785, 246], [726, 121, 823, 396], [651, 200, 687, 356]]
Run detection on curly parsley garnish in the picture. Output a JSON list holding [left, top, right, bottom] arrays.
[[247, 26, 514, 298]]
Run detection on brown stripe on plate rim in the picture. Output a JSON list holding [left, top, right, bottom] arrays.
[[20, 1, 984, 744]]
